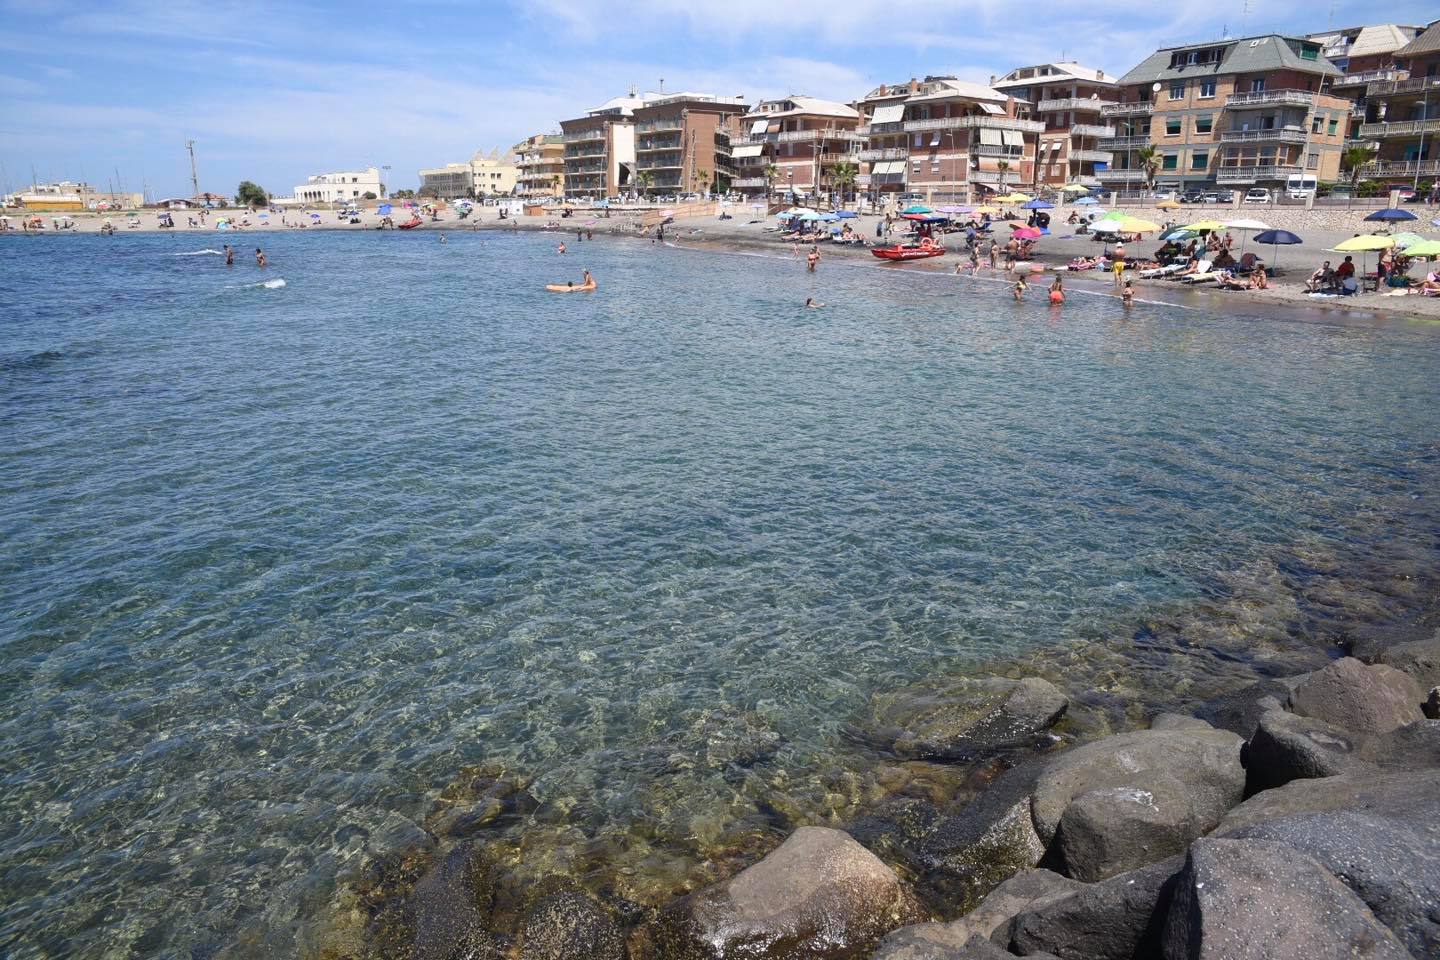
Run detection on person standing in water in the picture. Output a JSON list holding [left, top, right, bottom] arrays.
[[1048, 275, 1065, 305], [255, 247, 267, 268], [806, 245, 820, 272], [224, 244, 234, 267], [1121, 280, 1135, 307], [582, 269, 595, 289], [558, 242, 567, 254]]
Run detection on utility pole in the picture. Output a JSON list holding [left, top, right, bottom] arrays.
[[186, 139, 199, 197]]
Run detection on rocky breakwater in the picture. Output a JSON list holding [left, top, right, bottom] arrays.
[[324, 630, 1440, 960]]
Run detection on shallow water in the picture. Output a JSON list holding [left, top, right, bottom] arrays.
[[2, 229, 1439, 957]]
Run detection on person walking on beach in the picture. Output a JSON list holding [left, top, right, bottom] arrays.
[[255, 247, 267, 268], [1112, 252, 1126, 288], [806, 245, 820, 272]]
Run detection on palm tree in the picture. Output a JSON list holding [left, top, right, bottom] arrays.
[[830, 162, 857, 207], [996, 159, 1010, 194], [634, 170, 654, 199], [1341, 144, 1376, 195], [763, 163, 779, 201], [1136, 147, 1160, 196], [696, 167, 710, 198]]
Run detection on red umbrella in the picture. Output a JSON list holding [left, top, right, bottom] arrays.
[[901, 212, 931, 221], [1012, 226, 1043, 240]]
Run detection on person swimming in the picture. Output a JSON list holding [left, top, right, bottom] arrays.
[[255, 247, 267, 268], [805, 298, 825, 308], [224, 244, 234, 266], [558, 242, 567, 254]]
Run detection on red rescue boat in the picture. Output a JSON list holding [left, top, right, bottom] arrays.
[[397, 216, 423, 230], [871, 238, 945, 261]]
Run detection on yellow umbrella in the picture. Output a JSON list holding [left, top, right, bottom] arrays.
[[1060, 184, 1091, 193], [1109, 217, 1162, 233], [1156, 200, 1182, 210], [995, 192, 1032, 203], [1185, 220, 1226, 232], [971, 205, 1000, 215], [1332, 234, 1396, 251]]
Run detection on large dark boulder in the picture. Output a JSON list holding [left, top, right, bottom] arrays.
[[1244, 709, 1365, 794], [408, 843, 502, 960], [873, 870, 1082, 958], [882, 677, 1069, 762], [1287, 658, 1424, 734], [516, 876, 625, 960], [1002, 855, 1185, 960], [652, 827, 922, 959], [1360, 630, 1440, 690], [918, 762, 1048, 908], [1426, 687, 1440, 721], [1055, 781, 1205, 883], [1214, 769, 1440, 955], [875, 930, 1060, 959], [1161, 838, 1411, 960]]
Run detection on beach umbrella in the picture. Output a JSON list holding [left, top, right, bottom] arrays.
[[1403, 239, 1440, 258], [1012, 226, 1043, 240], [902, 204, 932, 214], [378, 204, 393, 215], [1073, 196, 1100, 205], [1225, 218, 1271, 256], [1253, 229, 1302, 272], [1333, 234, 1396, 251], [1061, 184, 1092, 193], [834, 210, 858, 218], [1021, 199, 1055, 209], [817, 213, 840, 221], [1186, 219, 1225, 233], [1390, 232, 1425, 250], [995, 192, 1032, 203], [1111, 216, 1161, 233], [1156, 199, 1182, 210], [971, 205, 999, 215], [1364, 208, 1418, 223]]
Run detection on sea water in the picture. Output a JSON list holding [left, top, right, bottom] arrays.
[[3, 229, 1440, 957]]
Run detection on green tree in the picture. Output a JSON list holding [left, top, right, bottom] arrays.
[[361, 191, 377, 200], [235, 181, 268, 208], [390, 189, 416, 200], [763, 162, 779, 199], [1341, 144, 1376, 194], [1134, 147, 1160, 196], [696, 167, 710, 197], [829, 161, 857, 206], [996, 159, 1010, 194], [634, 169, 655, 197]]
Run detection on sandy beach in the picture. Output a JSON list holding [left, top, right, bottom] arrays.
[[8, 201, 1440, 322]]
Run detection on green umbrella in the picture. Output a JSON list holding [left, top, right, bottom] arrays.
[[1403, 239, 1440, 258]]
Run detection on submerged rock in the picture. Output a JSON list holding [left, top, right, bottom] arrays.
[[883, 677, 1069, 763], [409, 843, 502, 960], [652, 826, 921, 959], [1286, 657, 1424, 734], [875, 869, 1082, 958], [1162, 837, 1411, 960], [516, 876, 625, 960]]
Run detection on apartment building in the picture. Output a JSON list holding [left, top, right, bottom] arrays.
[[513, 134, 566, 198], [1356, 20, 1440, 185], [418, 151, 518, 198], [855, 76, 1042, 203], [631, 93, 748, 197], [991, 62, 1119, 189], [730, 96, 862, 200], [294, 167, 385, 203], [559, 90, 658, 200], [1103, 34, 1351, 193]]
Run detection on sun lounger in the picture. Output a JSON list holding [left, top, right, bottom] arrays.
[[1180, 271, 1221, 285], [1166, 260, 1212, 281], [1138, 263, 1187, 279]]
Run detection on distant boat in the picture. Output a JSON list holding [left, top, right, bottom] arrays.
[[872, 239, 945, 261]]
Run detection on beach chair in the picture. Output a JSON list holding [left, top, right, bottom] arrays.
[[1180, 269, 1221, 285], [1166, 260, 1211, 281], [1138, 262, 1187, 279]]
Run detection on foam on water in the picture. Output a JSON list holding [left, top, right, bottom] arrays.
[[2, 229, 1439, 958], [171, 249, 225, 256]]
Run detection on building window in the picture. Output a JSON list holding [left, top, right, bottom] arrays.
[[1196, 115, 1213, 134], [1199, 80, 1217, 99], [1162, 154, 1178, 170], [1307, 152, 1320, 170], [1166, 118, 1182, 136], [1169, 81, 1185, 101], [1300, 44, 1319, 61], [1191, 151, 1208, 169], [1311, 116, 1322, 134], [1327, 118, 1339, 136], [1250, 78, 1266, 93]]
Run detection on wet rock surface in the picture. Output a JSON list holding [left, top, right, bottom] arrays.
[[1192, 677, 1300, 739], [409, 843, 501, 960], [876, 677, 1069, 762], [516, 876, 625, 960], [652, 826, 922, 959], [1286, 657, 1425, 734], [873, 869, 1082, 958], [1355, 629, 1440, 689]]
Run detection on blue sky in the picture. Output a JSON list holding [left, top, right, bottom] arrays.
[[1, 0, 1434, 198]]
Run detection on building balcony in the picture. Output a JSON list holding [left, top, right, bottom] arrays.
[[561, 130, 606, 143], [774, 128, 864, 143], [818, 151, 860, 164], [1225, 89, 1315, 109], [1218, 127, 1309, 144], [1070, 123, 1117, 138], [1037, 97, 1117, 113], [1070, 149, 1114, 163], [1365, 76, 1440, 98], [1215, 164, 1302, 183], [565, 163, 605, 175], [636, 139, 682, 153], [1071, 174, 1102, 186], [972, 143, 1023, 157], [565, 147, 606, 159], [969, 169, 1006, 184], [1095, 169, 1146, 182], [1359, 159, 1440, 179], [855, 120, 905, 136], [1097, 135, 1151, 150], [857, 147, 908, 161], [638, 161, 683, 171], [1101, 102, 1154, 118], [732, 177, 768, 188], [635, 119, 684, 133], [904, 115, 1044, 133], [1359, 118, 1440, 139], [1331, 68, 1405, 89]]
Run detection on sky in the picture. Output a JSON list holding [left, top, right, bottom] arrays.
[[0, 0, 1434, 199]]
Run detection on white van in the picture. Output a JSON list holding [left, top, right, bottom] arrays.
[[1285, 174, 1317, 200], [1243, 188, 1271, 204]]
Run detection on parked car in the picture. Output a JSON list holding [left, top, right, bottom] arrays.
[[1398, 188, 1421, 203], [1180, 191, 1207, 204], [1205, 189, 1235, 203], [1243, 188, 1271, 204]]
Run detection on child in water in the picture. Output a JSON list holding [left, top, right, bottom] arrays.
[[1013, 275, 1028, 301], [1122, 280, 1135, 306], [1048, 276, 1064, 304]]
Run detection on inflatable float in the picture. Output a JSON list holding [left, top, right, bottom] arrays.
[[545, 282, 597, 293]]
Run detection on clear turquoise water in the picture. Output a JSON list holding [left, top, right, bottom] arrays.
[[3, 230, 1439, 957]]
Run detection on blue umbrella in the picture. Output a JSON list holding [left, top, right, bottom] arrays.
[[1364, 208, 1417, 223], [1074, 197, 1099, 206], [1021, 199, 1055, 209], [1253, 229, 1303, 272], [817, 213, 840, 222], [834, 210, 858, 218], [378, 203, 393, 215]]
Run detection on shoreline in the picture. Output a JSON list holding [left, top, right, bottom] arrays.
[[11, 206, 1440, 324]]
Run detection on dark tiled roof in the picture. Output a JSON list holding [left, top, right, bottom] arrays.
[[1396, 20, 1440, 57], [1118, 35, 1341, 86]]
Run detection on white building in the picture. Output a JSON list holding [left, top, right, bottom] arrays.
[[417, 150, 519, 198], [293, 167, 384, 203]]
